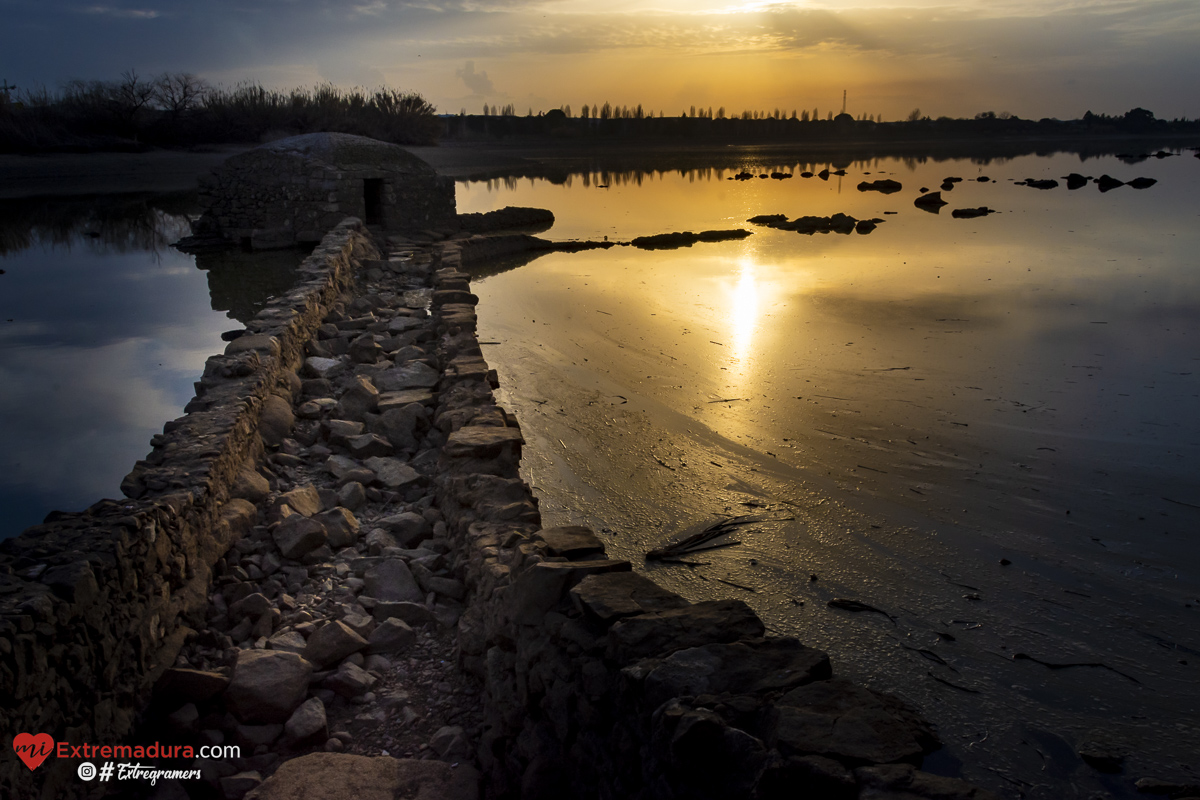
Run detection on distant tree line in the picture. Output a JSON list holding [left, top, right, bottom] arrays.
[[446, 103, 1198, 144], [0, 71, 440, 152]]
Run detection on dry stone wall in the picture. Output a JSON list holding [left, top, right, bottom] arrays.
[[428, 241, 1000, 800], [0, 219, 378, 800]]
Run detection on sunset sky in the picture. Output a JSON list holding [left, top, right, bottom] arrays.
[[2, 0, 1198, 121]]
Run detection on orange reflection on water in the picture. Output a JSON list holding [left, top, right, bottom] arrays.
[[727, 258, 760, 381]]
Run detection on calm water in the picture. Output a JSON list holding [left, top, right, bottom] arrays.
[[0, 194, 302, 539], [457, 150, 1200, 797]]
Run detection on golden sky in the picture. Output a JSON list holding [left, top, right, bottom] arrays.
[[4, 0, 1199, 119]]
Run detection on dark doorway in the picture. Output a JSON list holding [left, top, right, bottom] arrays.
[[363, 179, 384, 225]]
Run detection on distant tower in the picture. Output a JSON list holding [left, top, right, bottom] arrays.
[[834, 89, 854, 126]]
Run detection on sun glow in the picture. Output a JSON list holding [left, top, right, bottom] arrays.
[[728, 258, 761, 376]]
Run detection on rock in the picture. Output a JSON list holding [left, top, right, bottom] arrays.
[[220, 771, 263, 800], [348, 334, 382, 364], [1065, 173, 1089, 189], [378, 389, 435, 412], [324, 455, 361, 481], [273, 516, 328, 560], [607, 599, 765, 663], [951, 207, 995, 219], [377, 511, 430, 547], [857, 179, 902, 194], [757, 754, 856, 800], [913, 192, 947, 210], [570, 571, 688, 624], [1022, 178, 1059, 189], [167, 703, 200, 734], [303, 357, 344, 380], [366, 618, 417, 654], [1128, 177, 1157, 189], [363, 457, 421, 490], [260, 395, 295, 447], [267, 631, 308, 655], [324, 662, 377, 698], [336, 376, 380, 421], [372, 601, 438, 627], [225, 650, 313, 724], [855, 219, 878, 234], [769, 678, 937, 765], [1096, 174, 1125, 192], [364, 559, 425, 603], [855, 763, 1000, 800], [155, 668, 230, 705], [629, 229, 753, 250], [376, 361, 440, 391], [537, 526, 604, 558], [325, 419, 366, 447], [231, 467, 270, 503], [430, 725, 471, 759], [283, 697, 328, 748], [303, 621, 368, 668], [243, 754, 479, 800], [234, 724, 283, 749], [365, 528, 399, 554], [231, 593, 273, 621], [641, 638, 832, 710], [316, 507, 360, 549], [373, 405, 423, 450], [347, 433, 393, 459], [336, 481, 367, 511], [443, 426, 524, 458], [271, 485, 322, 519]]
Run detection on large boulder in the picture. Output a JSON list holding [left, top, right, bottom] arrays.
[[303, 620, 368, 668], [225, 650, 313, 724], [244, 753, 479, 800]]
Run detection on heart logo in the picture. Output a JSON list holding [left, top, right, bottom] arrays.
[[13, 733, 54, 771]]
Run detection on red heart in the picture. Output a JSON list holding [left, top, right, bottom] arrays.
[[13, 733, 54, 771]]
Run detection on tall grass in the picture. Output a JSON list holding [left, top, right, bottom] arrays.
[[0, 74, 440, 153]]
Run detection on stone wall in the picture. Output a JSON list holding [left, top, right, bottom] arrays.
[[0, 219, 379, 800], [193, 134, 456, 250], [428, 241, 999, 800]]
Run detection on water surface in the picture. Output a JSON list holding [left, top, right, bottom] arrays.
[[457, 150, 1200, 797], [0, 194, 302, 538]]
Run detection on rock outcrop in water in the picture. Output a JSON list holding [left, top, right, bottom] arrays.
[[857, 179, 903, 194], [456, 206, 555, 233], [951, 207, 996, 219], [748, 213, 883, 235], [1096, 174, 1125, 192], [629, 229, 753, 249], [913, 192, 948, 211]]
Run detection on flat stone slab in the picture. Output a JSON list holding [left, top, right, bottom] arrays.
[[536, 526, 605, 559], [639, 638, 831, 709], [378, 389, 436, 411], [769, 678, 937, 766], [376, 361, 440, 391], [244, 753, 479, 800], [363, 457, 421, 489], [606, 599, 765, 663], [570, 571, 689, 624], [443, 426, 524, 458], [855, 763, 1001, 800]]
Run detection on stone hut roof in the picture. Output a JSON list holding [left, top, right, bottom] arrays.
[[189, 132, 457, 249], [254, 132, 439, 174]]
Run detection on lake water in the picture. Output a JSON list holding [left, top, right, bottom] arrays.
[[456, 149, 1200, 797], [0, 193, 302, 539]]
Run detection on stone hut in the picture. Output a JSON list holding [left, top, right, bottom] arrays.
[[191, 133, 456, 249]]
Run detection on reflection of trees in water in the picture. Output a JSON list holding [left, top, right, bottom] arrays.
[[0, 190, 306, 326], [194, 246, 308, 325], [0, 192, 196, 257], [463, 138, 1189, 189]]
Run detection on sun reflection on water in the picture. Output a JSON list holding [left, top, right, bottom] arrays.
[[727, 257, 760, 382]]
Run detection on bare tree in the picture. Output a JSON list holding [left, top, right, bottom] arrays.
[[154, 73, 209, 118]]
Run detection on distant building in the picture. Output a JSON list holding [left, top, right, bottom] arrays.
[[190, 132, 456, 250]]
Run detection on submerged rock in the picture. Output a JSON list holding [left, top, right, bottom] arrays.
[[857, 179, 902, 194], [629, 229, 753, 249], [1065, 173, 1090, 190], [951, 207, 996, 219]]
